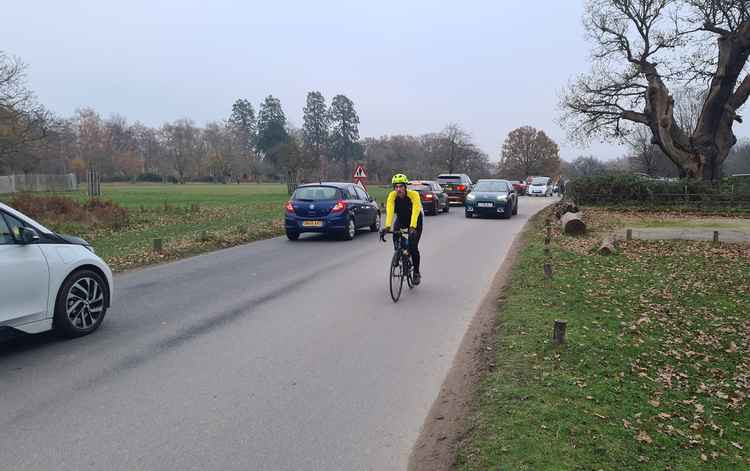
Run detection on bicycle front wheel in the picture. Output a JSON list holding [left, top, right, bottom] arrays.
[[389, 252, 404, 302], [404, 254, 413, 289]]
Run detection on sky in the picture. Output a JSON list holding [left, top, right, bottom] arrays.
[[2, 0, 626, 162]]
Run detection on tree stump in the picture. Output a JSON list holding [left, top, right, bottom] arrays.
[[598, 235, 616, 255], [560, 212, 586, 235], [553, 320, 567, 345], [153, 238, 163, 253], [553, 200, 579, 220]]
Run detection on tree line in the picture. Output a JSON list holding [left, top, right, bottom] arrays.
[[1, 50, 572, 184]]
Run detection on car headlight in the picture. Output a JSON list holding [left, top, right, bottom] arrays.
[[467, 194, 476, 201], [496, 195, 508, 201], [84, 245, 96, 254]]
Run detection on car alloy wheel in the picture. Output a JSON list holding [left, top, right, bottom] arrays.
[[343, 217, 356, 240], [54, 270, 108, 337]]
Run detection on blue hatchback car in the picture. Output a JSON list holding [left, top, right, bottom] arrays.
[[284, 183, 381, 241]]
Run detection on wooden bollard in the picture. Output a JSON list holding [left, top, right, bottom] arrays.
[[626, 229, 632, 241], [544, 262, 553, 279], [713, 231, 719, 244], [553, 320, 567, 345], [153, 238, 163, 253]]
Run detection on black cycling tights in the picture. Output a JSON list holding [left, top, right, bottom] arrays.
[[393, 221, 422, 274]]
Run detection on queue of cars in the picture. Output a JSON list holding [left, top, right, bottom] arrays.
[[283, 173, 554, 240]]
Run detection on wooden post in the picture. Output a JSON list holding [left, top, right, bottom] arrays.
[[713, 231, 719, 244], [153, 238, 163, 253], [553, 320, 567, 345], [626, 229, 632, 241], [544, 263, 553, 279]]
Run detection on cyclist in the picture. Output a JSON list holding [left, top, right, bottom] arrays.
[[380, 173, 424, 285]]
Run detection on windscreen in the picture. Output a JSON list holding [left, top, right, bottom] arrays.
[[293, 186, 340, 200]]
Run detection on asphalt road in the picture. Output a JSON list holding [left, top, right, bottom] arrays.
[[1, 196, 554, 471]]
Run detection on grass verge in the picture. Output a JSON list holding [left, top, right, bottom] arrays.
[[456, 207, 750, 470]]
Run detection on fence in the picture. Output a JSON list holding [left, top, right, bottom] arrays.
[[0, 173, 78, 194]]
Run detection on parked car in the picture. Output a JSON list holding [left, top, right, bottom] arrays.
[[284, 182, 380, 241], [528, 176, 553, 197], [408, 180, 449, 215], [464, 179, 518, 219], [509, 180, 527, 195], [0, 202, 113, 337], [436, 173, 473, 204]]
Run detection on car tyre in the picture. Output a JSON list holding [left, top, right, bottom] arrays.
[[443, 203, 449, 213], [512, 200, 518, 215], [465, 211, 472, 218], [502, 201, 512, 219], [370, 212, 381, 232], [342, 217, 356, 240], [53, 269, 108, 338], [286, 230, 300, 241]]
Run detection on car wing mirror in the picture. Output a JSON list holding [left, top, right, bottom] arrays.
[[20, 227, 40, 244]]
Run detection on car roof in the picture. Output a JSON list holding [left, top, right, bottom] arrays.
[[298, 182, 353, 189], [0, 202, 54, 234]]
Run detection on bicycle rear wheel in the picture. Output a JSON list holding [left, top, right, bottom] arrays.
[[389, 252, 404, 302]]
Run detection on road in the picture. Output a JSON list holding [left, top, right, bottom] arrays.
[[1, 196, 553, 471]]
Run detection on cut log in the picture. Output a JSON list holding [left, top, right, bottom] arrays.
[[553, 200, 579, 220], [598, 235, 616, 255], [560, 211, 586, 235]]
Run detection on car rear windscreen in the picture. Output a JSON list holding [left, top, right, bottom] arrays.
[[437, 176, 462, 183], [408, 184, 430, 192], [293, 187, 340, 200]]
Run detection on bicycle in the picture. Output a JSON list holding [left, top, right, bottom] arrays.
[[380, 228, 414, 302]]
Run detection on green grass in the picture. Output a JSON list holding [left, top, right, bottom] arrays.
[[630, 218, 750, 230], [2, 182, 391, 271], [456, 210, 750, 470]]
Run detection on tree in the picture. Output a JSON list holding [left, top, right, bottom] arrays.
[[724, 138, 750, 175], [625, 126, 680, 177], [433, 124, 473, 173], [328, 94, 360, 178], [75, 108, 110, 174], [302, 91, 329, 179], [0, 52, 50, 172], [499, 126, 561, 179], [561, 0, 750, 180], [161, 119, 200, 183], [228, 98, 258, 180], [256, 95, 288, 173], [567, 155, 609, 177]]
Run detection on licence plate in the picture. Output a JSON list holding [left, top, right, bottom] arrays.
[[478, 202, 493, 207], [302, 220, 323, 227]]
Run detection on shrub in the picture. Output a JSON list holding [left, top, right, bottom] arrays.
[[7, 194, 129, 230]]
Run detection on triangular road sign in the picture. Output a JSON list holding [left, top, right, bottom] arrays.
[[353, 165, 367, 179]]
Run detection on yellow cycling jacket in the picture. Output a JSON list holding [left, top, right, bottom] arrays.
[[385, 189, 422, 229]]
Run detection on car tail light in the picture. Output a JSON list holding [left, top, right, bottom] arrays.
[[285, 201, 294, 213], [331, 200, 347, 213], [425, 193, 434, 199], [457, 184, 466, 191]]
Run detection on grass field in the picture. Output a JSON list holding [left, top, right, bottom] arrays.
[[456, 207, 750, 470], [2, 183, 391, 271]]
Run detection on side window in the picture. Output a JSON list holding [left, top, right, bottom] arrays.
[[354, 187, 368, 201], [3, 213, 26, 242], [0, 214, 15, 245]]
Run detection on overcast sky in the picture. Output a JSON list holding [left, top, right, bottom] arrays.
[[3, 0, 626, 161]]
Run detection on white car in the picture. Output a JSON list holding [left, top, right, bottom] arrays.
[[528, 177, 553, 197], [0, 202, 113, 337]]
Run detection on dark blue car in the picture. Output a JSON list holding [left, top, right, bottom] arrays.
[[284, 183, 381, 241]]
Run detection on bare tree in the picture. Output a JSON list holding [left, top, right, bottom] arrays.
[[0, 52, 50, 172], [161, 119, 200, 183], [625, 126, 680, 176], [561, 0, 750, 180]]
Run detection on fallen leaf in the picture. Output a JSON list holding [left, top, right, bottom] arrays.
[[649, 399, 660, 407], [732, 442, 743, 450], [636, 430, 653, 444]]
